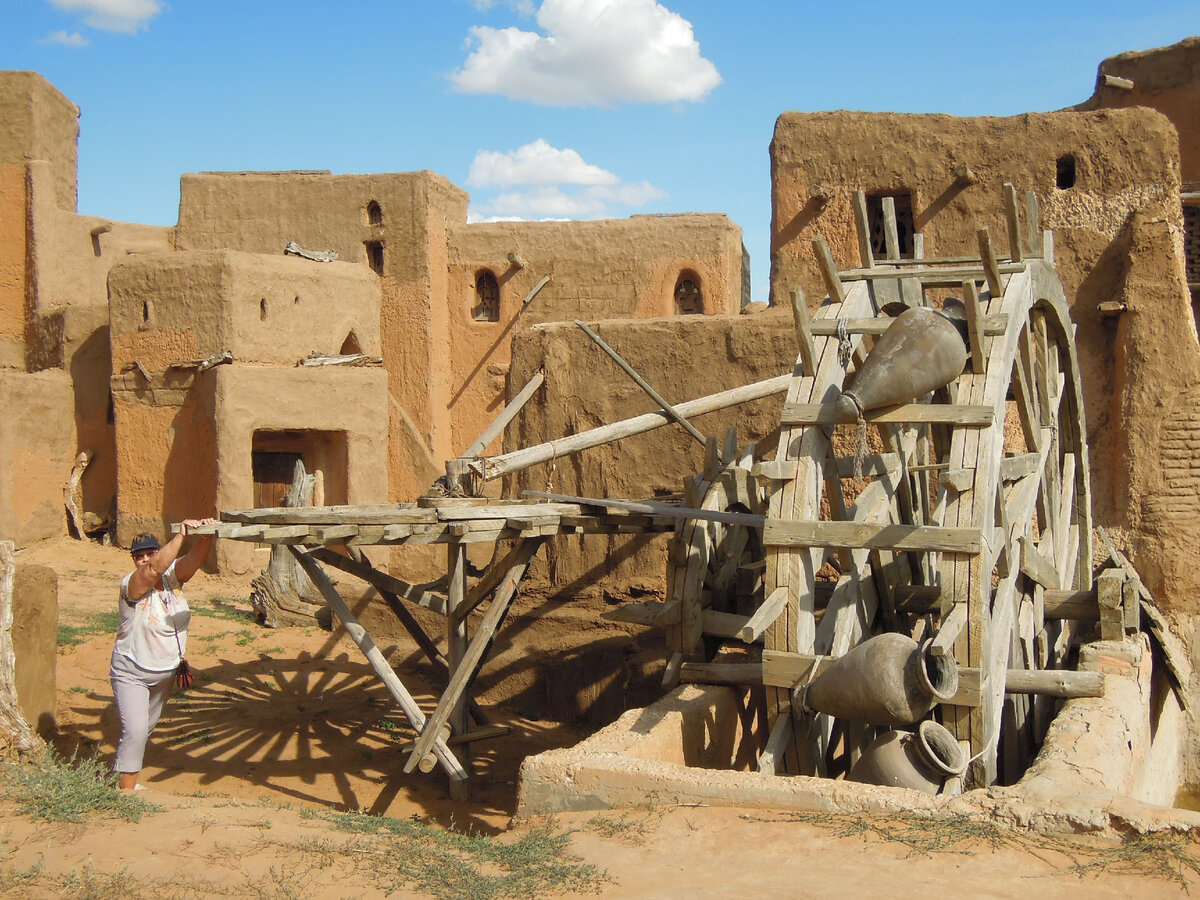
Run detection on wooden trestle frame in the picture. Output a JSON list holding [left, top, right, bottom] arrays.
[[204, 184, 1115, 797]]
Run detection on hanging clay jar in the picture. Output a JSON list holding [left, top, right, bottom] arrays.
[[805, 632, 959, 727], [847, 720, 968, 795], [835, 305, 969, 422]]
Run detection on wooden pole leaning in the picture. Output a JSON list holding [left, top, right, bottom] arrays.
[[574, 320, 707, 446], [463, 371, 545, 459], [287, 546, 468, 783]]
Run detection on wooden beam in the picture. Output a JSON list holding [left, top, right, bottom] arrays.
[[310, 547, 449, 616], [1004, 183, 1023, 262], [781, 402, 994, 427], [763, 520, 982, 554], [738, 586, 787, 643], [961, 280, 986, 375], [481, 373, 794, 482], [679, 661, 763, 686], [807, 316, 1006, 337], [837, 263, 1025, 284], [1003, 668, 1103, 698], [758, 712, 793, 776]]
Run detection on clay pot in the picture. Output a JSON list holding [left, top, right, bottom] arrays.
[[835, 306, 968, 421], [847, 720, 968, 794], [805, 633, 959, 727]]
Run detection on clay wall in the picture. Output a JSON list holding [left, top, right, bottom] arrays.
[[770, 107, 1200, 610], [0, 72, 78, 214], [108, 250, 386, 562], [505, 310, 796, 598], [212, 366, 389, 574], [0, 162, 26, 370], [446, 215, 747, 460], [1075, 37, 1200, 183], [0, 370, 75, 546]]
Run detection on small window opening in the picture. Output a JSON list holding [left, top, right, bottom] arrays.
[[367, 201, 383, 225], [141, 300, 152, 324], [674, 273, 703, 314], [366, 241, 384, 275], [340, 331, 363, 355], [259, 298, 268, 321], [1056, 156, 1076, 190], [473, 270, 500, 322], [865, 192, 915, 259], [294, 295, 301, 305]]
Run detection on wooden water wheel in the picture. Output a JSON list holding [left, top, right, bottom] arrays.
[[669, 191, 1094, 789]]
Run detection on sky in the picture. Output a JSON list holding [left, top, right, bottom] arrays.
[[2, 0, 1196, 303]]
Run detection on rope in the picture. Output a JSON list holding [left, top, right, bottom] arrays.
[[837, 318, 852, 369], [854, 413, 869, 480]]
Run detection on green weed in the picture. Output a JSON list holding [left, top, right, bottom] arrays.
[[57, 611, 119, 647], [0, 749, 160, 824]]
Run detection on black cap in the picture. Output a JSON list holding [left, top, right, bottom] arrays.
[[130, 534, 161, 554]]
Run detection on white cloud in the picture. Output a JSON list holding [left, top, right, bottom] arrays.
[[41, 30, 90, 47], [451, 0, 721, 106], [47, 0, 163, 34], [466, 139, 666, 220], [468, 139, 618, 187]]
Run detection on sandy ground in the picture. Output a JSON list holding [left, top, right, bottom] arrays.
[[1, 537, 1198, 898]]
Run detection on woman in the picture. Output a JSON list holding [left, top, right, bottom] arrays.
[[110, 517, 216, 790]]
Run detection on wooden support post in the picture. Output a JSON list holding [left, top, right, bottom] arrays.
[[463, 371, 545, 458], [789, 286, 817, 377], [961, 281, 986, 375], [444, 540, 471, 797], [851, 190, 875, 268], [0, 542, 44, 756], [757, 711, 793, 775], [575, 320, 707, 446], [881, 196, 901, 261], [405, 538, 544, 776], [977, 228, 1003, 298], [1096, 568, 1125, 642], [287, 547, 467, 783], [1024, 190, 1042, 257], [812, 235, 846, 304], [1003, 183, 1023, 262]]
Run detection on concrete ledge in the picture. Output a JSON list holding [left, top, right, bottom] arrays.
[[517, 633, 1200, 834]]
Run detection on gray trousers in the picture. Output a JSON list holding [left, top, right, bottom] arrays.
[[110, 650, 174, 773]]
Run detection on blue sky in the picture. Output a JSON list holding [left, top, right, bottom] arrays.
[[2, 1, 1195, 302]]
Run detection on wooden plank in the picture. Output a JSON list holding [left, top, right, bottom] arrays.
[[977, 227, 1003, 298], [288, 547, 466, 782], [679, 662, 763, 685], [763, 519, 982, 553], [807, 316, 1006, 337], [1004, 183, 1023, 262], [220, 504, 433, 526], [1019, 536, 1060, 591], [662, 651, 684, 689], [931, 603, 967, 658], [1025, 190, 1043, 257], [838, 263, 1025, 283], [999, 453, 1040, 482], [701, 609, 751, 640], [851, 190, 874, 268], [790, 286, 817, 377], [444, 540, 470, 793], [523, 491, 760, 529], [812, 234, 846, 303], [781, 402, 994, 427], [962, 280, 986, 375]]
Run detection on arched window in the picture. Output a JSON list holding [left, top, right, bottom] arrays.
[[366, 201, 383, 225], [473, 270, 500, 322], [339, 331, 362, 355], [866, 191, 915, 258], [674, 272, 703, 314]]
